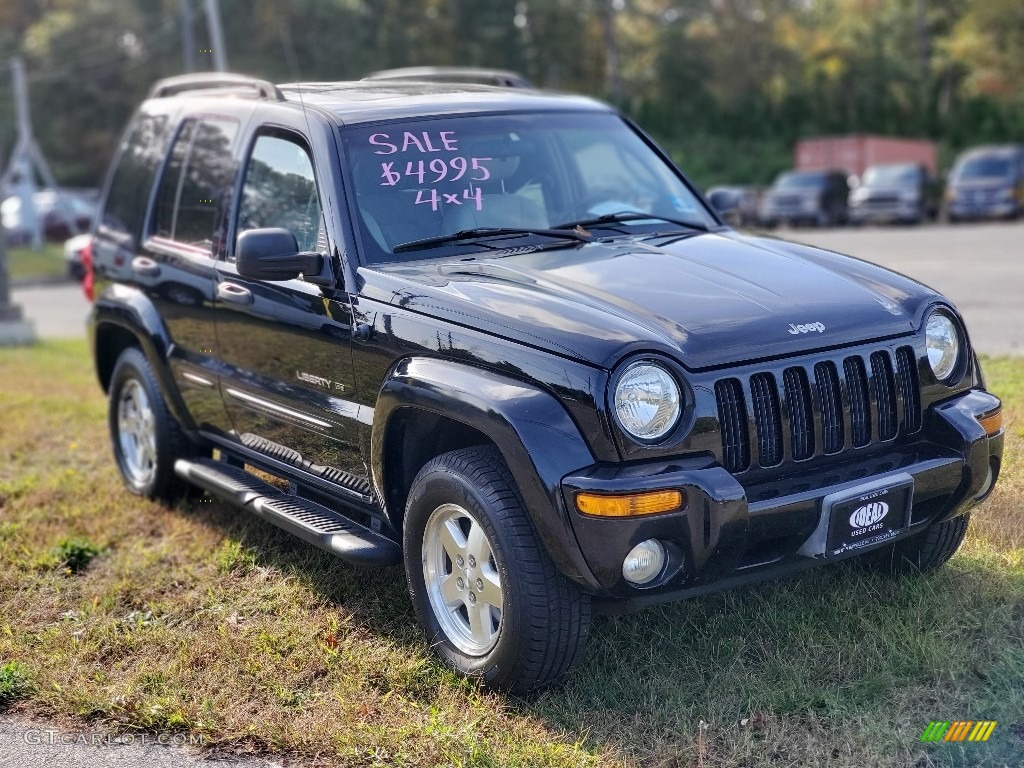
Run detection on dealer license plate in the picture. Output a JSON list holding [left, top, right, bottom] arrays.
[[824, 478, 913, 557]]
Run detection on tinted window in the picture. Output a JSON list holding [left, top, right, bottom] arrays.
[[101, 112, 171, 243], [237, 134, 323, 254], [153, 121, 197, 239], [151, 117, 239, 251]]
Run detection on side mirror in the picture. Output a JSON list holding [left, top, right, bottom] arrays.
[[236, 228, 323, 282]]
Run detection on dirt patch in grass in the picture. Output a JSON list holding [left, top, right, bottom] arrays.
[[1, 340, 1022, 766]]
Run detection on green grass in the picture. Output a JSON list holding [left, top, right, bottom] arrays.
[[1, 340, 1022, 766], [0, 661, 33, 705], [5, 243, 67, 282]]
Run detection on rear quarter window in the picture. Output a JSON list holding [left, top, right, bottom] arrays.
[[151, 116, 239, 254], [99, 111, 172, 246]]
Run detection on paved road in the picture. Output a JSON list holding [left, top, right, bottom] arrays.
[[10, 221, 1024, 354], [0, 715, 279, 768], [8, 281, 90, 339], [790, 221, 1024, 356]]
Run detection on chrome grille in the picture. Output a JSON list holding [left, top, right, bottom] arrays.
[[783, 367, 814, 460], [870, 351, 898, 441], [814, 360, 844, 453], [715, 345, 921, 473], [715, 378, 750, 473], [895, 346, 921, 433], [844, 355, 871, 447], [750, 372, 783, 467]]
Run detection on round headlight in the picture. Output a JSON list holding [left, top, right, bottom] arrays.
[[613, 362, 681, 441], [925, 310, 961, 382]]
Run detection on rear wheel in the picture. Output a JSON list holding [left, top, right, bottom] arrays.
[[403, 446, 591, 693], [863, 514, 970, 574], [108, 347, 190, 502]]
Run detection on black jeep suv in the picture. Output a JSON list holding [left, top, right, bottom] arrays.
[[89, 73, 1003, 693]]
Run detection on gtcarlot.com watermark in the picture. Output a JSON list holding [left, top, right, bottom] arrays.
[[22, 728, 204, 747]]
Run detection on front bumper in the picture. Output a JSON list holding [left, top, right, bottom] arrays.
[[850, 200, 920, 222], [560, 389, 1002, 605], [947, 199, 1020, 220], [760, 203, 819, 223]]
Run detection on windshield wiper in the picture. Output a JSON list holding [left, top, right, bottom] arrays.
[[393, 227, 591, 254], [554, 210, 709, 232]]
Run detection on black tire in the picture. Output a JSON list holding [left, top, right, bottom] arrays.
[[403, 446, 591, 693], [863, 514, 970, 574], [108, 346, 191, 502]]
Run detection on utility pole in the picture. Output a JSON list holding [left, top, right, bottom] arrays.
[[0, 227, 36, 346], [180, 0, 196, 73], [203, 0, 228, 72], [601, 0, 623, 105], [0, 57, 77, 249], [916, 0, 930, 82], [916, 0, 931, 123]]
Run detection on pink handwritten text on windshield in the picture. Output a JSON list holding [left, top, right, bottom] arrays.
[[368, 131, 490, 211]]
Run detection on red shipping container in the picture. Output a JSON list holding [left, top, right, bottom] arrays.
[[795, 135, 937, 177]]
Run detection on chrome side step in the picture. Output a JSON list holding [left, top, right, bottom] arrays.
[[174, 458, 401, 567]]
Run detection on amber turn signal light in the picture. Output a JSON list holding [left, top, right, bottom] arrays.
[[576, 489, 684, 517], [977, 408, 1002, 436]]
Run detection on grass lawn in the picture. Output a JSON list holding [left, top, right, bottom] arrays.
[[5, 243, 68, 282], [1, 340, 1021, 767]]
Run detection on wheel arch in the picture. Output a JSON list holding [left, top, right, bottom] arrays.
[[89, 284, 195, 431], [372, 356, 601, 591]]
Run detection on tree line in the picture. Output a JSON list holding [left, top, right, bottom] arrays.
[[1, 0, 1022, 190]]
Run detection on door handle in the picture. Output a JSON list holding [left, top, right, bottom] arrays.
[[216, 282, 253, 306], [131, 256, 160, 277]]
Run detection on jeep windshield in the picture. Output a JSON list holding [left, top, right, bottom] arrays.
[[340, 112, 714, 263]]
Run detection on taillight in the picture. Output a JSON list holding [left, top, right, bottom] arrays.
[[82, 240, 94, 302]]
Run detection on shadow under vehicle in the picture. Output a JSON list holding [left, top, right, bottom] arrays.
[[944, 144, 1024, 223], [848, 163, 939, 225], [758, 169, 849, 228], [87, 72, 1003, 694]]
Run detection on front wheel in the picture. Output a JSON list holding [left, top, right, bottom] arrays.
[[403, 446, 591, 693], [862, 514, 970, 574]]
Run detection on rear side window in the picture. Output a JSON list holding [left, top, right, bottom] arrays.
[[152, 116, 239, 252], [100, 112, 171, 244]]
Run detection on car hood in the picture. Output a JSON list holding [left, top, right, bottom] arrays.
[[359, 232, 939, 371]]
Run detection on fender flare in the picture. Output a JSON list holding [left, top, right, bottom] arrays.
[[89, 282, 195, 431], [371, 356, 602, 591]]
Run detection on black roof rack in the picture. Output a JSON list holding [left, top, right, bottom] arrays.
[[149, 73, 284, 101], [363, 67, 534, 89]]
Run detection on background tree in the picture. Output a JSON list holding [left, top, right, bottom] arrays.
[[1, 0, 1022, 190]]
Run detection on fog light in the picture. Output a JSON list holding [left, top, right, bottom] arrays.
[[622, 539, 666, 585]]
